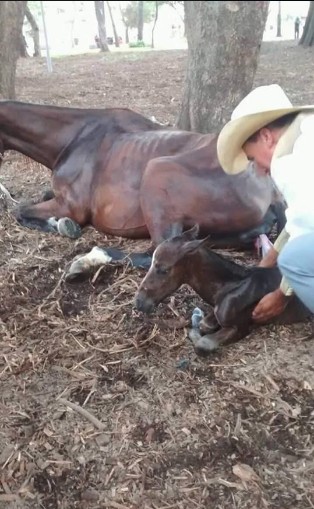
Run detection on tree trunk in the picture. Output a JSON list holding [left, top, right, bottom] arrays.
[[106, 1, 120, 47], [176, 1, 269, 134], [94, 0, 110, 52], [300, 1, 314, 47], [137, 0, 144, 41], [25, 5, 41, 57], [19, 34, 29, 58], [276, 1, 281, 37], [0, 1, 27, 99], [119, 3, 129, 43], [151, 1, 159, 48]]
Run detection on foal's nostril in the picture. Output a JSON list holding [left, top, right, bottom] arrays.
[[134, 294, 154, 314], [135, 296, 144, 311]]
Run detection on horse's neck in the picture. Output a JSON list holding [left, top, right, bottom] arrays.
[[0, 102, 86, 169], [231, 166, 274, 216], [186, 248, 249, 304]]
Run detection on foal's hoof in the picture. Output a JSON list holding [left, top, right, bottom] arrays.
[[57, 217, 82, 239], [191, 307, 205, 328], [188, 329, 219, 356], [194, 336, 219, 356]]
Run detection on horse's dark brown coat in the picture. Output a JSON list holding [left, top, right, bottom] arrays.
[[0, 101, 284, 246]]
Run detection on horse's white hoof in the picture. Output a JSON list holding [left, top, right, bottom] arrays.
[[57, 217, 82, 239], [65, 247, 112, 282], [65, 257, 90, 281]]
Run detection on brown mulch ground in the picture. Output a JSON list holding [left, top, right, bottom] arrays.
[[1, 40, 314, 509]]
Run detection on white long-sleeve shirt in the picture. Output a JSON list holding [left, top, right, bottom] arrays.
[[271, 114, 314, 240]]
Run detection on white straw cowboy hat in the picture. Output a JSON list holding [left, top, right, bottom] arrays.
[[217, 84, 314, 175]]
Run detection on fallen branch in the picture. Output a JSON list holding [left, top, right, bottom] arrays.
[[0, 183, 19, 203], [58, 397, 106, 431], [107, 501, 135, 509]]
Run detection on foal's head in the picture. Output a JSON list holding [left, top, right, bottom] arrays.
[[135, 225, 209, 314]]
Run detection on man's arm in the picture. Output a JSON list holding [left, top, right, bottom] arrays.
[[258, 227, 293, 296], [273, 228, 294, 296], [252, 228, 293, 323]]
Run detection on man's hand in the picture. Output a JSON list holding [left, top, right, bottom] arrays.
[[252, 288, 290, 323]]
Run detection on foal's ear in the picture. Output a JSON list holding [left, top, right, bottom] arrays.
[[181, 234, 211, 256], [181, 224, 200, 241]]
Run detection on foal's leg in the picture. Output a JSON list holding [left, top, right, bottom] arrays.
[[200, 309, 220, 334], [189, 325, 248, 356], [191, 307, 220, 334], [14, 198, 82, 239]]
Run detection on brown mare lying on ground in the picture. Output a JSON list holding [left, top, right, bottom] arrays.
[[0, 101, 285, 269], [135, 225, 311, 355]]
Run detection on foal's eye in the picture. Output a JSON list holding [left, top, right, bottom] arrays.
[[156, 266, 169, 276]]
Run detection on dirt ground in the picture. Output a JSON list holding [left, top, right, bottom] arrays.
[[1, 40, 314, 509]]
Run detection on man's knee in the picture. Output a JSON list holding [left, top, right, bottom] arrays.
[[278, 233, 314, 276], [278, 246, 293, 273]]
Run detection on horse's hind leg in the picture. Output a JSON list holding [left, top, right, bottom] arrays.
[[14, 198, 82, 239], [65, 246, 153, 282]]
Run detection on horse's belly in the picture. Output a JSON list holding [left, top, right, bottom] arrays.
[[92, 187, 146, 233]]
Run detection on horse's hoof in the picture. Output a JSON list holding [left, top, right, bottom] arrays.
[[65, 258, 91, 282], [57, 217, 82, 239], [65, 270, 90, 283], [65, 247, 113, 283]]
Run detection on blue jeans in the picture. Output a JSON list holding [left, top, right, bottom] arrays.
[[278, 232, 314, 313]]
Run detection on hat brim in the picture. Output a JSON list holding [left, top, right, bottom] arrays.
[[217, 105, 314, 175]]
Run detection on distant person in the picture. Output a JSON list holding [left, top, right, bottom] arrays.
[[294, 17, 300, 39], [95, 35, 101, 48]]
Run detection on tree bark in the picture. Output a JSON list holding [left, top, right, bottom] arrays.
[[276, 0, 282, 37], [119, 4, 129, 44], [19, 34, 29, 58], [300, 1, 314, 47], [106, 1, 120, 47], [0, 1, 27, 99], [151, 1, 159, 48], [94, 1, 110, 52], [137, 0, 144, 41], [177, 1, 269, 134], [25, 4, 41, 57]]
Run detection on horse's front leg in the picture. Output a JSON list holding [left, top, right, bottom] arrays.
[[189, 325, 249, 356], [13, 198, 82, 239]]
